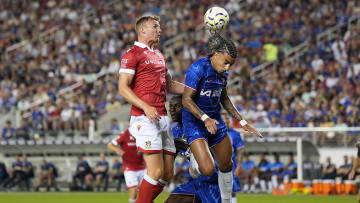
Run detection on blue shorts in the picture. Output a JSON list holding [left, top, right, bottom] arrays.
[[183, 115, 227, 147], [233, 176, 241, 192], [171, 178, 221, 203]]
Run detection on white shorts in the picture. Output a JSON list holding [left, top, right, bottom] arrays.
[[129, 115, 176, 156], [124, 169, 146, 189]]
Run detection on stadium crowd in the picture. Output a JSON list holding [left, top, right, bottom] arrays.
[[0, 1, 360, 144], [0, 153, 355, 193]]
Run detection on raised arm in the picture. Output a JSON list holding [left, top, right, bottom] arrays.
[[118, 73, 160, 122], [220, 88, 262, 138]]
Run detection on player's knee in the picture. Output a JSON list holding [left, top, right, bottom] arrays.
[[148, 167, 164, 180], [219, 160, 233, 172], [200, 164, 215, 176]]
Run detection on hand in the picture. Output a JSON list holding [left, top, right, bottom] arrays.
[[243, 124, 263, 138], [204, 118, 219, 134], [116, 149, 124, 156], [143, 105, 160, 123], [349, 169, 356, 180]]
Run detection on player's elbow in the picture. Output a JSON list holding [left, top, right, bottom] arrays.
[[182, 97, 190, 108], [107, 143, 114, 150]]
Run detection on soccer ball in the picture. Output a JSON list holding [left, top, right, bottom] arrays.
[[204, 7, 229, 32]]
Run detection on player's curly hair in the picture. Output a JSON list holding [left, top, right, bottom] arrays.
[[208, 33, 237, 59]]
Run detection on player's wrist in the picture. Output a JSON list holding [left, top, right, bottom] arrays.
[[201, 114, 209, 122], [240, 119, 248, 127]]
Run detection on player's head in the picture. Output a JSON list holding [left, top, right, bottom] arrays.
[[208, 33, 237, 74], [169, 96, 182, 123], [221, 111, 230, 128], [135, 15, 161, 47]]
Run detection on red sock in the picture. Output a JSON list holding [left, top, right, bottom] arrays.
[[152, 180, 166, 200], [136, 175, 158, 203]]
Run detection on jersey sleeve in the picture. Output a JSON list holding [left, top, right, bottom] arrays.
[[111, 133, 124, 146], [119, 48, 137, 75], [185, 63, 203, 90]]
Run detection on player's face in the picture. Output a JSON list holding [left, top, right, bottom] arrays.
[[211, 52, 235, 74], [170, 102, 182, 122], [144, 19, 161, 45]]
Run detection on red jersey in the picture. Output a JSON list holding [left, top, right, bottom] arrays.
[[111, 129, 145, 171], [120, 41, 168, 116]]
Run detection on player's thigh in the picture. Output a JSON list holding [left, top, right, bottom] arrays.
[[190, 139, 215, 175], [165, 194, 197, 203], [124, 170, 142, 188], [162, 115, 176, 155], [211, 134, 233, 171]]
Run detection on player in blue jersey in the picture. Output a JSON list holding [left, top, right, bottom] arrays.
[[269, 154, 284, 191], [182, 33, 262, 202], [166, 96, 245, 203]]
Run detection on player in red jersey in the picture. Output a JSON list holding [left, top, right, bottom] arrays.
[[108, 129, 146, 203], [118, 15, 184, 203]]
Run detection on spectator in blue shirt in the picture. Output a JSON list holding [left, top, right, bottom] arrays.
[[242, 153, 255, 193], [269, 154, 284, 190], [72, 156, 93, 191], [94, 153, 109, 191], [35, 159, 59, 192], [16, 119, 30, 140], [110, 158, 124, 192], [2, 120, 16, 140]]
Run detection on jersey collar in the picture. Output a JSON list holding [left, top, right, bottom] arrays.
[[134, 41, 154, 52]]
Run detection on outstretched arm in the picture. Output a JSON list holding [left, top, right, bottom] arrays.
[[220, 88, 262, 138], [182, 86, 219, 134]]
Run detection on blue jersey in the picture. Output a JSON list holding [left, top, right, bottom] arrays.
[[242, 160, 255, 172], [41, 162, 57, 177], [96, 160, 109, 174], [183, 57, 228, 147], [183, 56, 228, 121], [269, 162, 284, 175]]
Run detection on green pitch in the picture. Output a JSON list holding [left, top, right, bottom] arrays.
[[0, 193, 356, 203]]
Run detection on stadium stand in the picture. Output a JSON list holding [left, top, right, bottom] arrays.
[[0, 0, 360, 195]]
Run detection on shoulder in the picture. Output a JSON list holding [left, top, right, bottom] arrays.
[[187, 57, 209, 76]]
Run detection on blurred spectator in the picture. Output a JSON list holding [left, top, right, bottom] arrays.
[[322, 157, 337, 180], [254, 153, 270, 192], [0, 162, 9, 190], [336, 155, 352, 181], [2, 120, 16, 140], [71, 156, 93, 191], [35, 159, 59, 192], [110, 157, 124, 192], [110, 118, 120, 134], [269, 154, 284, 190], [16, 119, 30, 140], [282, 154, 297, 182], [242, 153, 255, 193], [93, 153, 109, 192]]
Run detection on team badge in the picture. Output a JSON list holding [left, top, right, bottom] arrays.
[[137, 125, 141, 131], [145, 141, 151, 149]]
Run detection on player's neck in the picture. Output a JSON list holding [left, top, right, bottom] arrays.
[[137, 38, 152, 49]]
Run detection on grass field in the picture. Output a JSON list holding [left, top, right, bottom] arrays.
[[0, 193, 356, 203]]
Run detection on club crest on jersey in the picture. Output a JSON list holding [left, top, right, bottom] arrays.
[[137, 125, 141, 131], [145, 141, 151, 149]]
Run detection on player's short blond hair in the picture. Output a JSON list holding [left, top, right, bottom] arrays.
[[135, 15, 160, 34]]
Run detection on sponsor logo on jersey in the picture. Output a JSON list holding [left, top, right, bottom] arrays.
[[200, 89, 222, 97], [120, 59, 128, 68], [145, 60, 165, 65]]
